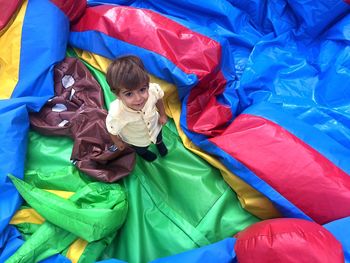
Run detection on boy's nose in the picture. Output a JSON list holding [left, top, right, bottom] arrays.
[[134, 93, 142, 101]]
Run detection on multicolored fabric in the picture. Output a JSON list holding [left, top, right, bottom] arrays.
[[70, 0, 350, 224], [2, 0, 350, 262]]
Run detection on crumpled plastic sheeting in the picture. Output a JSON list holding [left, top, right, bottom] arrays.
[[149, 238, 236, 263], [0, 0, 70, 253], [9, 175, 128, 242], [0, 225, 23, 262], [234, 218, 344, 263], [0, 0, 23, 32], [7, 175, 128, 262], [2, 0, 350, 262], [324, 216, 350, 262], [23, 58, 260, 262], [72, 0, 350, 224], [51, 0, 86, 23], [30, 57, 136, 182]]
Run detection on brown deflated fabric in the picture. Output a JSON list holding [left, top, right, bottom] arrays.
[[30, 57, 136, 182]]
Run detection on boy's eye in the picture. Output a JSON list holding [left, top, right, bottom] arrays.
[[140, 85, 148, 93], [125, 92, 132, 97]]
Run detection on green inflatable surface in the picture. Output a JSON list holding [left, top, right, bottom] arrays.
[[15, 56, 259, 263]]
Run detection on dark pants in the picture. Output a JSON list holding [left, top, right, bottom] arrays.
[[132, 130, 163, 155]]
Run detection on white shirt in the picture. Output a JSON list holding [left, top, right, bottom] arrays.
[[106, 83, 164, 147]]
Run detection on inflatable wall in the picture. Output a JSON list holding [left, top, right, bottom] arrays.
[[1, 0, 350, 262]]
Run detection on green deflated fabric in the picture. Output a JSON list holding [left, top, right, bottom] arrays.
[[7, 175, 127, 263], [17, 57, 259, 262], [9, 175, 127, 242], [22, 123, 259, 263], [101, 122, 259, 262], [6, 219, 77, 263]]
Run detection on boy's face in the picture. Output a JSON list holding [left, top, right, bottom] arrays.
[[118, 84, 149, 111]]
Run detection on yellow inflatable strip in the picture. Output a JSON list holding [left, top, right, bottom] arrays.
[[45, 189, 75, 199], [10, 188, 87, 262], [46, 189, 94, 262], [158, 78, 280, 219], [0, 0, 28, 99], [10, 208, 44, 225], [74, 48, 281, 219], [65, 238, 89, 263], [10, 189, 74, 225]]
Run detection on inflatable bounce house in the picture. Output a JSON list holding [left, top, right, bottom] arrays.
[[2, 0, 350, 262]]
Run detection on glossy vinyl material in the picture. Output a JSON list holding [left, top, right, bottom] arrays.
[[3, 0, 350, 262], [235, 219, 344, 263], [30, 57, 136, 182], [0, 0, 70, 256], [14, 60, 259, 262], [69, 48, 282, 219], [7, 175, 127, 262], [100, 121, 258, 262], [210, 114, 350, 224], [324, 216, 350, 262], [150, 238, 236, 263], [72, 0, 350, 224], [23, 119, 258, 262], [50, 0, 86, 22], [0, 0, 23, 32]]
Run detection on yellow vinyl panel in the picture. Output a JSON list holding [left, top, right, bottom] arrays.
[[0, 0, 28, 99]]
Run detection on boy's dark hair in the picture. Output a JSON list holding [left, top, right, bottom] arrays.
[[106, 55, 150, 94]]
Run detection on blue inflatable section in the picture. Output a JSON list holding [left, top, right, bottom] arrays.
[[83, 0, 350, 180], [0, 0, 70, 261], [324, 216, 350, 263], [75, 0, 350, 258], [97, 238, 236, 263], [150, 238, 236, 263]]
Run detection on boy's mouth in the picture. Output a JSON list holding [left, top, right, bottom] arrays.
[[133, 102, 145, 109]]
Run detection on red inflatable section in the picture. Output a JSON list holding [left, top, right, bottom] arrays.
[[0, 0, 23, 31], [234, 218, 344, 263], [71, 5, 233, 136], [210, 114, 350, 224], [71, 5, 220, 77], [50, 0, 86, 22], [187, 70, 231, 137]]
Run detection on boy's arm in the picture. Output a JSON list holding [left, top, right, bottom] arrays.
[[156, 98, 168, 125], [109, 134, 126, 151]]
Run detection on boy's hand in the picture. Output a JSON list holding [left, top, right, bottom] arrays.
[[109, 134, 127, 151], [159, 115, 168, 125], [115, 140, 126, 151]]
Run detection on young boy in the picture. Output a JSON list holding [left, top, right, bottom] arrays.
[[105, 55, 168, 162]]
